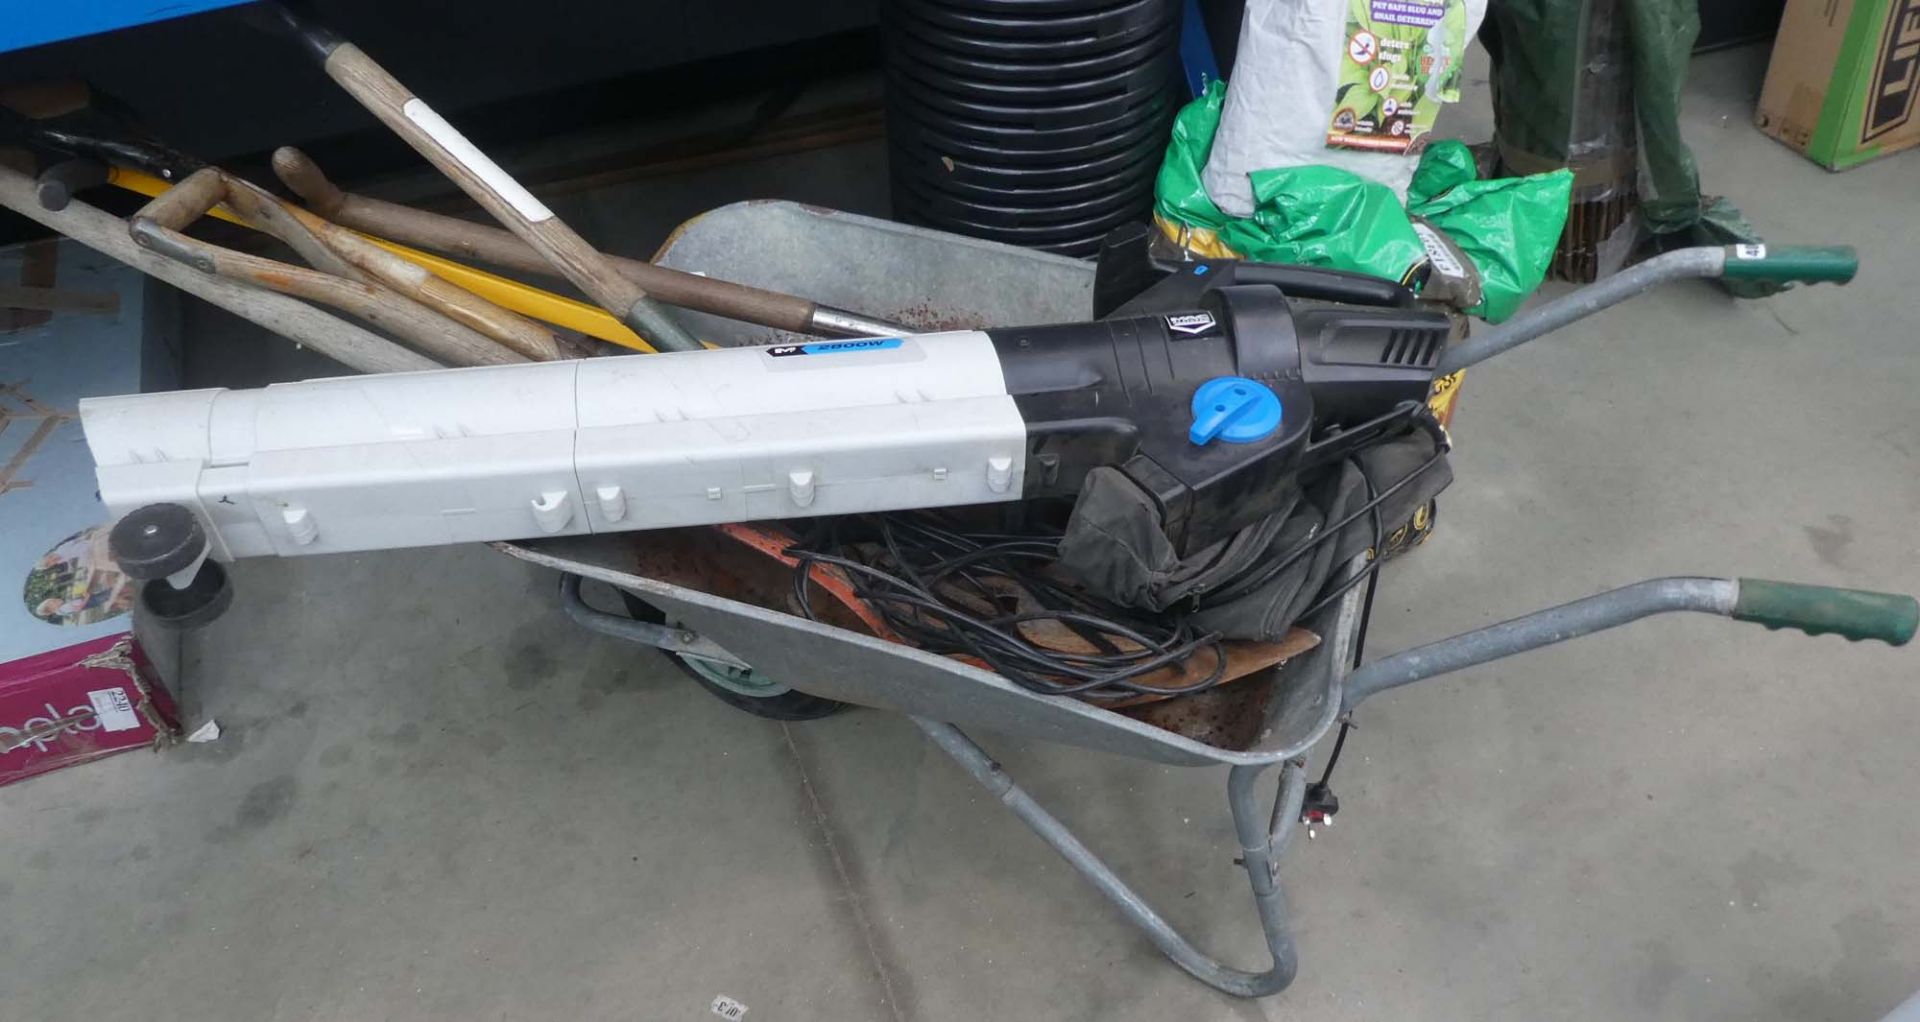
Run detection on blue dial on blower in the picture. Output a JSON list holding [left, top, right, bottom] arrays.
[[1189, 376, 1283, 445]]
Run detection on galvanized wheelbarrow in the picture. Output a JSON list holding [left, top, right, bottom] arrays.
[[504, 536, 1915, 998], [498, 204, 1910, 996]]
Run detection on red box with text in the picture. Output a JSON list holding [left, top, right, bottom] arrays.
[[0, 632, 179, 786]]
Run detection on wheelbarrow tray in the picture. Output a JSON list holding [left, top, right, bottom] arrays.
[[653, 199, 1097, 344], [491, 215, 1903, 998], [497, 534, 1358, 768]]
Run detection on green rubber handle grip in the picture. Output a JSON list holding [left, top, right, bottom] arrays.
[[1734, 580, 1918, 646], [1721, 245, 1859, 285]]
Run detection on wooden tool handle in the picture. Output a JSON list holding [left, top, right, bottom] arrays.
[[130, 168, 526, 367], [133, 217, 524, 367], [276, 147, 543, 271], [262, 186, 566, 360], [270, 146, 346, 216], [0, 164, 437, 374], [131, 167, 225, 230], [216, 174, 362, 281], [317, 44, 702, 348], [273, 146, 822, 333], [310, 219, 569, 361]]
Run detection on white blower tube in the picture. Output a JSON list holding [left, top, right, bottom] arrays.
[[80, 334, 1027, 561]]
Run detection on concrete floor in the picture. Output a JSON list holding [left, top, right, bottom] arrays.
[[7, 45, 1919, 1022]]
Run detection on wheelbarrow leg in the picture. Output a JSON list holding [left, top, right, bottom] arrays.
[[914, 717, 1306, 998]]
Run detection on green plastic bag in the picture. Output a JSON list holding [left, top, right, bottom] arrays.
[[1154, 83, 1571, 323], [1406, 139, 1479, 204], [1408, 141, 1573, 323], [1154, 82, 1423, 282], [1241, 166, 1428, 278], [1151, 80, 1232, 230]]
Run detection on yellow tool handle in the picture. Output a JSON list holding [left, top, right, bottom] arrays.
[[362, 238, 650, 352]]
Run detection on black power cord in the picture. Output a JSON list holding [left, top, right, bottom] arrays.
[[785, 420, 1447, 704], [787, 515, 1228, 702], [1197, 418, 1450, 610]]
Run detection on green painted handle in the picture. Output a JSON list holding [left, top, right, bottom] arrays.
[[1734, 580, 1918, 646], [1721, 245, 1859, 285]]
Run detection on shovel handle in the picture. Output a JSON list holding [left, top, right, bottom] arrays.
[[1733, 580, 1917, 646]]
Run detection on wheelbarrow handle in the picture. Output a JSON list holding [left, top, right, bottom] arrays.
[[1436, 244, 1860, 375], [1343, 576, 1915, 710], [1732, 579, 1919, 645], [1721, 245, 1860, 287]]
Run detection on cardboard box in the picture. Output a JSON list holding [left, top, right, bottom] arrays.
[[1, 238, 183, 784], [1756, 0, 1920, 170], [0, 632, 180, 786]]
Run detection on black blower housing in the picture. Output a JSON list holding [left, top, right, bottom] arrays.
[[988, 270, 1449, 554]]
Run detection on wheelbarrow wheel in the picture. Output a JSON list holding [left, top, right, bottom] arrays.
[[618, 591, 848, 721]]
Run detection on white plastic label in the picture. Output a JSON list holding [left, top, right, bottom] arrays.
[[709, 995, 748, 1020], [1165, 312, 1218, 336], [87, 687, 139, 733], [402, 99, 555, 223], [1735, 244, 1768, 260], [1412, 222, 1467, 278], [761, 336, 929, 373]]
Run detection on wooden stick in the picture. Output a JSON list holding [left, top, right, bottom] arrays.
[[223, 179, 569, 361], [129, 176, 527, 368], [109, 163, 652, 351], [297, 216, 570, 361], [0, 163, 438, 375], [273, 146, 823, 333], [129, 166, 225, 231], [211, 173, 362, 281], [300, 26, 700, 351], [128, 167, 564, 359], [131, 217, 526, 368]]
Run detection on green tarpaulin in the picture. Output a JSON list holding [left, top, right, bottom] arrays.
[[1155, 81, 1572, 323]]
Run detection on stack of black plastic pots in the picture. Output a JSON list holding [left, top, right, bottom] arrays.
[[883, 0, 1182, 257]]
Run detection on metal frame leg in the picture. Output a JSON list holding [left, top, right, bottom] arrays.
[[914, 717, 1307, 998]]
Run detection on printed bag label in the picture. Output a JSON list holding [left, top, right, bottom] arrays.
[[1327, 0, 1469, 154]]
